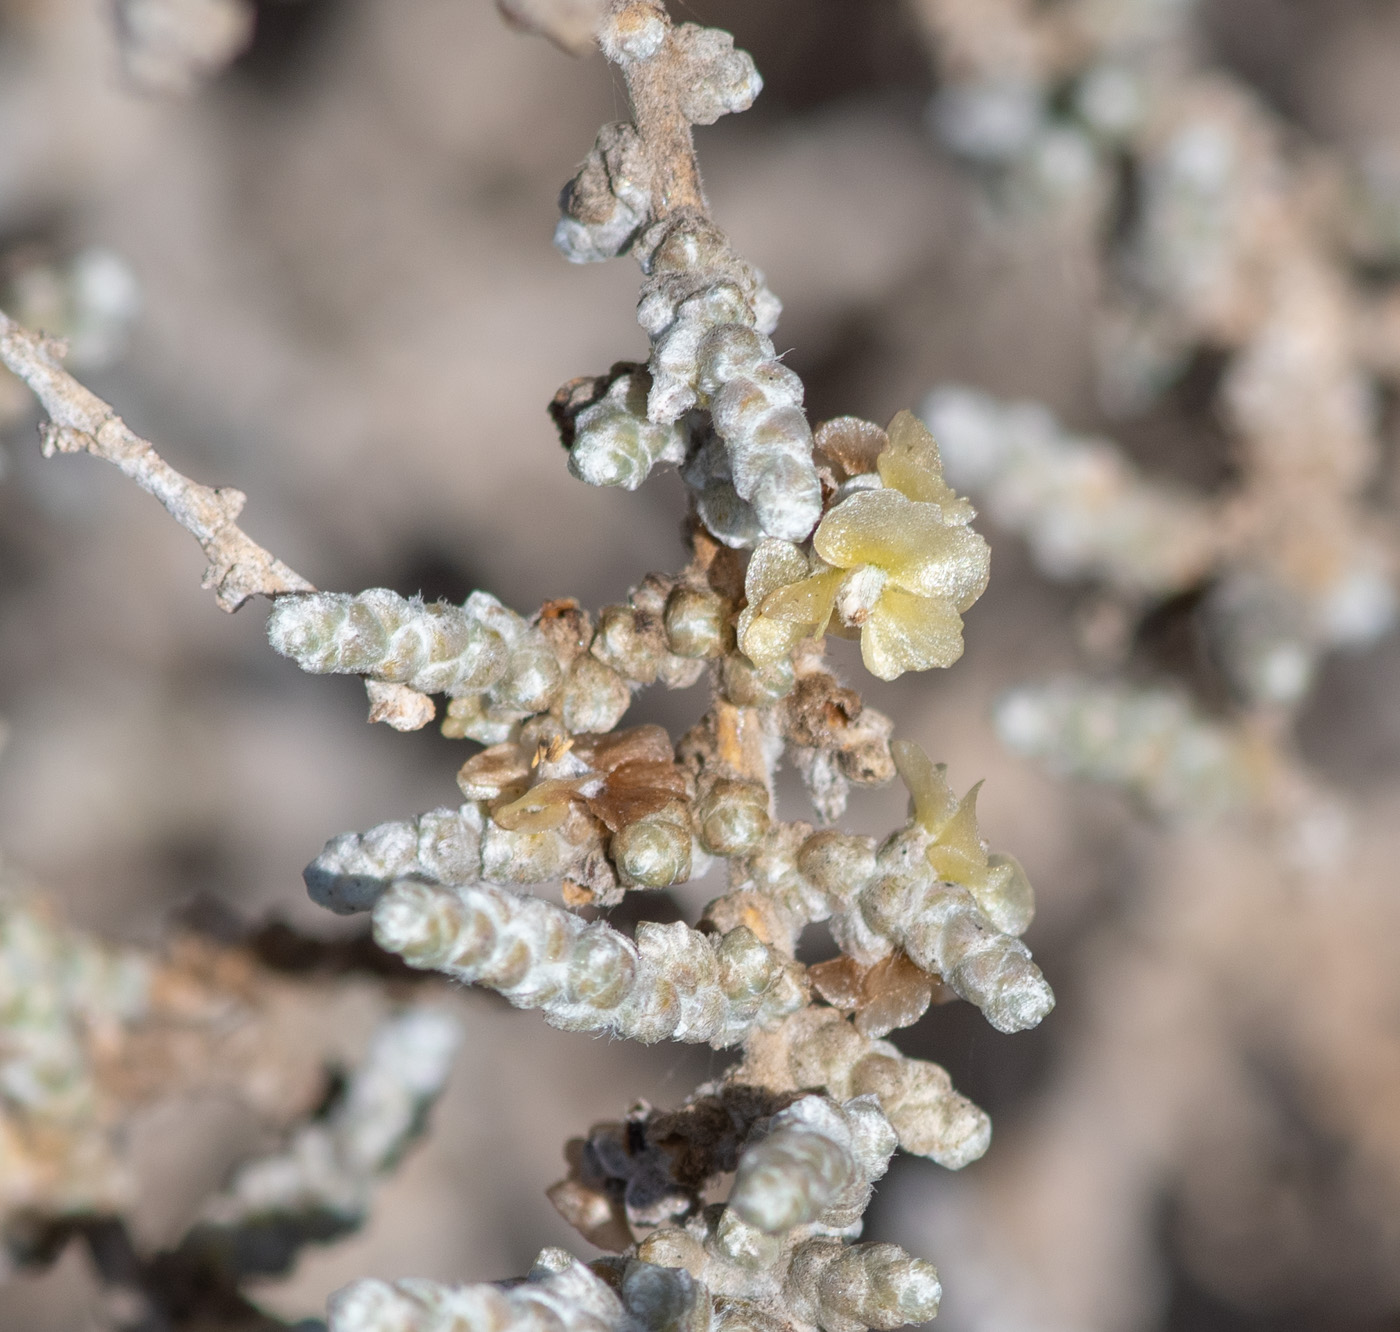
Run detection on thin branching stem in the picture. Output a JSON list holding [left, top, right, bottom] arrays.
[[0, 307, 313, 611]]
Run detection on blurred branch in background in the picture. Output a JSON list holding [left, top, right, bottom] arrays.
[[899, 2, 1400, 1329], [496, 0, 608, 57], [0, 864, 458, 1329], [115, 0, 256, 96]]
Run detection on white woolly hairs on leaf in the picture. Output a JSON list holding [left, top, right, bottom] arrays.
[[569, 369, 689, 490], [907, 890, 1053, 1034], [681, 435, 763, 549], [643, 284, 820, 543], [634, 219, 818, 542], [371, 880, 801, 1047], [328, 1248, 626, 1332], [739, 1131, 856, 1232], [831, 827, 1054, 1035], [729, 1095, 896, 1235], [556, 123, 653, 265], [642, 276, 750, 421], [700, 326, 822, 543], [795, 832, 879, 915], [267, 590, 509, 697], [305, 802, 620, 915], [373, 878, 604, 1012], [671, 24, 762, 123], [561, 16, 805, 539], [786, 1240, 942, 1332], [625, 918, 806, 1045], [564, 20, 759, 260], [850, 859, 1053, 1034], [303, 806, 485, 915], [847, 1049, 991, 1171]]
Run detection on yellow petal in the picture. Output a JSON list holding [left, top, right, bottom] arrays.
[[744, 538, 810, 604], [759, 568, 843, 630], [737, 611, 806, 667], [815, 490, 990, 606], [884, 522, 989, 608], [815, 488, 910, 569], [879, 410, 975, 523], [860, 587, 966, 679], [926, 780, 989, 886], [891, 739, 958, 831], [737, 538, 821, 665]]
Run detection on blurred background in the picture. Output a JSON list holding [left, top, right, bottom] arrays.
[[2, 0, 1400, 1327]]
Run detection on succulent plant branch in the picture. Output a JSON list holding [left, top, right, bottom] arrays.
[[0, 307, 313, 612], [4, 3, 1398, 1327], [0, 3, 1055, 1328], [276, 5, 1052, 1325]]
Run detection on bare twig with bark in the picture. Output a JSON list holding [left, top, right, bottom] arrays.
[[0, 308, 313, 612]]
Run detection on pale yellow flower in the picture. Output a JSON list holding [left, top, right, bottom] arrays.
[[737, 410, 990, 681], [892, 739, 1034, 937]]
